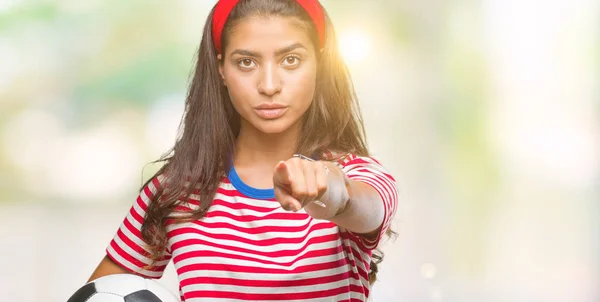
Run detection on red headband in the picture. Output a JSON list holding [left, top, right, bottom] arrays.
[[212, 0, 325, 53]]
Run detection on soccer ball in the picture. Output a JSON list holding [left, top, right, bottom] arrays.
[[67, 274, 180, 302]]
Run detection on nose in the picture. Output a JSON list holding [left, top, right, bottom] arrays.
[[257, 62, 282, 96]]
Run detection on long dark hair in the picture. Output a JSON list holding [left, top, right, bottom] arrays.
[[140, 0, 393, 284]]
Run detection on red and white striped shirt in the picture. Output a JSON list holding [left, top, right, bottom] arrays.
[[106, 154, 398, 301]]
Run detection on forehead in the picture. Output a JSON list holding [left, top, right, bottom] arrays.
[[225, 16, 314, 54]]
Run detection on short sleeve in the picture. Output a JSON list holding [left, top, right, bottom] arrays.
[[106, 176, 172, 278], [338, 154, 398, 250]]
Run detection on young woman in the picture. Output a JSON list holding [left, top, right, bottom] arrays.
[[88, 0, 398, 301]]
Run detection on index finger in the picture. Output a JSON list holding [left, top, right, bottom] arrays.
[[273, 160, 293, 186]]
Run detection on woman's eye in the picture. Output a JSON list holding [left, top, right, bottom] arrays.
[[282, 55, 300, 67], [238, 59, 256, 68]]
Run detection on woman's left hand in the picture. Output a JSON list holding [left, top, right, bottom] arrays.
[[272, 156, 349, 219]]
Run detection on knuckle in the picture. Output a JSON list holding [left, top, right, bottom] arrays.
[[307, 189, 318, 199], [294, 184, 307, 193]]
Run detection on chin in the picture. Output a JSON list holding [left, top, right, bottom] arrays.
[[253, 119, 298, 135]]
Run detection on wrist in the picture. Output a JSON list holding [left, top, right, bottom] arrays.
[[323, 162, 351, 216], [333, 187, 350, 217]]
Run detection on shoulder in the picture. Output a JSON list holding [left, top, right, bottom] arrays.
[[319, 150, 352, 165], [320, 150, 384, 169]]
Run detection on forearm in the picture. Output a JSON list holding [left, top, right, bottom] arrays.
[[304, 162, 385, 235], [329, 180, 385, 235]]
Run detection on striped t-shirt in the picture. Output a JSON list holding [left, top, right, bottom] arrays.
[[106, 154, 398, 301]]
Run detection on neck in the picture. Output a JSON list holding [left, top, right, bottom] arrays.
[[234, 120, 301, 168]]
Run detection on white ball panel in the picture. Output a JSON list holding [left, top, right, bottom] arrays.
[[145, 279, 180, 302], [93, 274, 147, 296], [87, 293, 125, 302]]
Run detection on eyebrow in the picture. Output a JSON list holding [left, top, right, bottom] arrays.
[[230, 43, 306, 58]]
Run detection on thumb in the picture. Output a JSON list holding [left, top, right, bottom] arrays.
[[274, 161, 293, 185]]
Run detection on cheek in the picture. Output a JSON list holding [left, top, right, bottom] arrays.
[[287, 70, 317, 107], [225, 71, 254, 108]]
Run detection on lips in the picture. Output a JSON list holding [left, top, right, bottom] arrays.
[[254, 103, 288, 119], [255, 103, 287, 110]]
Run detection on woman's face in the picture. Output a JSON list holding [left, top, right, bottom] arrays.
[[218, 16, 318, 135]]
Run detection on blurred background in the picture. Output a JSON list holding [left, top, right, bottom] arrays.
[[0, 0, 598, 301]]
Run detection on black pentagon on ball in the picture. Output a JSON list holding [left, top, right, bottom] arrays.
[[66, 282, 96, 302], [124, 289, 163, 302]]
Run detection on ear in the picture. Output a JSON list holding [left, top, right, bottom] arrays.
[[217, 54, 225, 82]]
